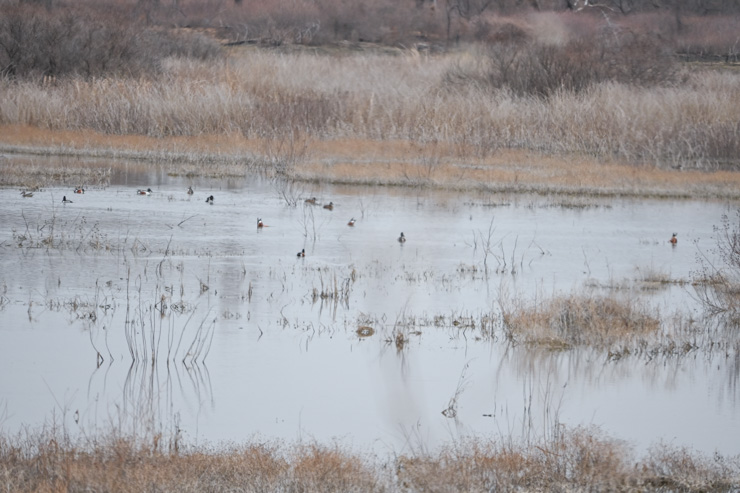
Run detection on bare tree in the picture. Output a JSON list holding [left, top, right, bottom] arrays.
[[444, 0, 496, 41]]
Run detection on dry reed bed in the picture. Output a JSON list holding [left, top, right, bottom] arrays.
[[3, 128, 740, 198], [497, 290, 740, 359], [1, 426, 738, 492], [501, 293, 661, 350], [0, 157, 112, 189], [1, 48, 739, 180]]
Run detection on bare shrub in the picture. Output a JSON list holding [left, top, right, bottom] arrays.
[[479, 28, 677, 98], [312, 0, 432, 44], [0, 4, 221, 79], [644, 443, 740, 491], [662, 14, 740, 62], [693, 208, 740, 321]]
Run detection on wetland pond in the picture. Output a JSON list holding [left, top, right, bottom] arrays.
[[1, 158, 739, 457]]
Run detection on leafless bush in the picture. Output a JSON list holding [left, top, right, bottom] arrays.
[[693, 209, 740, 322], [478, 28, 676, 98], [0, 4, 221, 79]]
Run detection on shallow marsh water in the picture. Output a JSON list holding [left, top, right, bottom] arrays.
[[1, 159, 739, 457]]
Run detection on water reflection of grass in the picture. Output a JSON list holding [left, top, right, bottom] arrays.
[[1, 425, 738, 492]]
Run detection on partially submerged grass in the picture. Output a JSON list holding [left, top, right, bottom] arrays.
[[501, 293, 661, 350], [1, 425, 738, 492], [0, 156, 112, 190], [3, 125, 740, 199], [12, 213, 114, 252]]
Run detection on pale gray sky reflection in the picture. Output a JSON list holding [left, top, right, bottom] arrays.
[[0, 168, 738, 456]]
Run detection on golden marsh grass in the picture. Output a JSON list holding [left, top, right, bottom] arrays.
[[2, 46, 740, 197], [3, 125, 740, 198], [2, 426, 738, 492], [501, 293, 662, 349]]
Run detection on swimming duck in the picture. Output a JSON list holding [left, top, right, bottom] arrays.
[[187, 186, 194, 195], [257, 218, 264, 228], [670, 233, 677, 245], [20, 191, 33, 198], [62, 195, 73, 204], [323, 202, 334, 211], [206, 195, 214, 204], [398, 232, 406, 243], [297, 248, 305, 257], [74, 187, 85, 194], [137, 188, 152, 195], [347, 218, 356, 226], [304, 197, 317, 205]]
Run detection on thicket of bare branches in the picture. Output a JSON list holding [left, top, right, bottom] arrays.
[[0, 3, 221, 78], [458, 29, 677, 97], [694, 209, 740, 321], [2, 0, 740, 59]]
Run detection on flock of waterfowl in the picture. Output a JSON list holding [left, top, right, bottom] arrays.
[[23, 186, 680, 248], [44, 185, 410, 257]]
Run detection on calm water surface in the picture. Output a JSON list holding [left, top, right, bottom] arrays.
[[1, 160, 738, 456]]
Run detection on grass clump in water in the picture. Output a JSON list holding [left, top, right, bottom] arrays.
[[501, 293, 661, 349]]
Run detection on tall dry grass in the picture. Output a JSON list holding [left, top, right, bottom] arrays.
[[500, 292, 662, 349], [2, 47, 739, 172], [2, 424, 738, 492]]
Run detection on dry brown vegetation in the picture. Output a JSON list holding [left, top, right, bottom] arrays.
[[501, 292, 662, 349], [2, 425, 739, 492], [1, 2, 740, 197], [2, 4, 740, 488]]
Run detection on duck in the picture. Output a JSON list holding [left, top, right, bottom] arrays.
[[323, 202, 334, 211], [74, 187, 85, 194], [670, 233, 678, 245], [62, 195, 73, 204], [257, 218, 264, 228], [206, 195, 214, 204], [137, 188, 152, 195], [187, 186, 194, 195], [20, 191, 33, 198], [347, 218, 356, 227], [304, 197, 317, 205], [398, 232, 406, 243], [297, 248, 305, 257]]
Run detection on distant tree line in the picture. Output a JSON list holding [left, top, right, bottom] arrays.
[[1, 0, 738, 79], [0, 2, 220, 78]]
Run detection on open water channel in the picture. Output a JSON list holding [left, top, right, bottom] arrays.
[[0, 158, 738, 457]]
